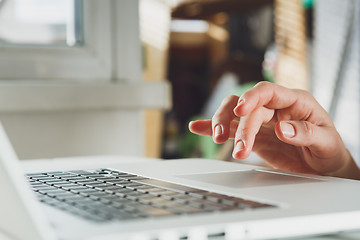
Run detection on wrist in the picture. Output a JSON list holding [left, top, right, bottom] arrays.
[[326, 150, 360, 180]]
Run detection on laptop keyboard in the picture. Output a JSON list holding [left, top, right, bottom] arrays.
[[27, 169, 275, 222]]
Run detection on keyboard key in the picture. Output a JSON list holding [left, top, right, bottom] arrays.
[[137, 195, 160, 205], [53, 192, 80, 199], [59, 176, 84, 180], [68, 170, 93, 175], [59, 184, 83, 189], [28, 175, 51, 179], [201, 192, 225, 203], [102, 179, 129, 185]]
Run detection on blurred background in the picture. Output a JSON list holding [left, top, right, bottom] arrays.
[[0, 0, 358, 167], [141, 0, 360, 166]]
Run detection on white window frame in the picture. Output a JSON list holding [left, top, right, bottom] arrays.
[[0, 0, 113, 81], [0, 0, 170, 111]]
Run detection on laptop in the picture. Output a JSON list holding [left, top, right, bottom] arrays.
[[2, 123, 360, 240]]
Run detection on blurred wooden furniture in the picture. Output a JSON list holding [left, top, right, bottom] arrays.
[[140, 0, 172, 158], [274, 0, 309, 90], [172, 0, 273, 19]]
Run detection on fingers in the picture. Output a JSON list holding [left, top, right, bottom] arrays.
[[211, 95, 239, 144], [190, 82, 336, 165], [189, 119, 239, 139], [233, 81, 332, 126], [233, 81, 296, 116], [189, 120, 212, 136], [232, 107, 274, 159]]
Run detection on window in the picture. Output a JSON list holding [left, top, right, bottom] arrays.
[[0, 0, 112, 81], [0, 0, 83, 47], [0, 0, 171, 159]]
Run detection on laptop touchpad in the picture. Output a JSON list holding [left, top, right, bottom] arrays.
[[178, 170, 322, 188]]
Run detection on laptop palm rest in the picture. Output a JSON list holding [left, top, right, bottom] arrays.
[[178, 170, 322, 188]]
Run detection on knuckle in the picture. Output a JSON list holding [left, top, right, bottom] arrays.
[[296, 89, 314, 100], [303, 121, 314, 138], [211, 115, 221, 125], [254, 81, 271, 89], [240, 126, 256, 138]]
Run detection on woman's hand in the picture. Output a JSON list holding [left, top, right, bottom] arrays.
[[189, 82, 360, 179]]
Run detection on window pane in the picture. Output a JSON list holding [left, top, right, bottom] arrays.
[[0, 0, 83, 47]]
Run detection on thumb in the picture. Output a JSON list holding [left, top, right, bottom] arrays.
[[275, 120, 340, 158], [275, 120, 356, 177]]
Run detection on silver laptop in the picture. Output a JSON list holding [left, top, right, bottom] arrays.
[[2, 123, 360, 240]]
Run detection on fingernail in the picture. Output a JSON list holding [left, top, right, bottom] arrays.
[[238, 97, 245, 106], [234, 98, 245, 112], [234, 139, 245, 152], [214, 124, 222, 138], [280, 122, 295, 138]]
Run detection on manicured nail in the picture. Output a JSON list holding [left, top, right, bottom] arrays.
[[234, 98, 245, 112], [238, 97, 245, 106], [280, 122, 295, 138], [234, 139, 245, 152], [214, 124, 222, 138]]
